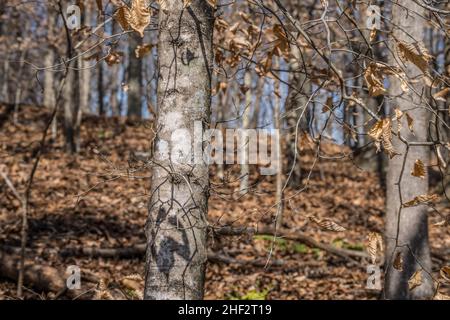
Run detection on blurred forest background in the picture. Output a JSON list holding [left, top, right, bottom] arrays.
[[0, 0, 449, 300]]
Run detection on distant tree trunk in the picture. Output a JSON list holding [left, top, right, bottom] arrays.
[[97, 61, 105, 116], [250, 76, 265, 128], [127, 34, 143, 118], [285, 44, 310, 186], [63, 66, 76, 153], [384, 0, 433, 299], [13, 49, 26, 124], [239, 70, 252, 195], [144, 1, 214, 300], [273, 58, 284, 230]]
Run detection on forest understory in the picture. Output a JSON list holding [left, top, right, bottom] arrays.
[[1, 105, 448, 300]]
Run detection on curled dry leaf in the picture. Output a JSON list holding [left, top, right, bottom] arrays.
[[403, 194, 439, 208], [114, 0, 151, 37], [411, 159, 425, 179], [364, 62, 408, 97], [367, 232, 383, 264], [433, 87, 450, 102], [135, 43, 153, 58], [308, 216, 346, 232], [396, 40, 433, 74], [433, 292, 450, 300], [368, 118, 399, 158], [393, 252, 403, 271], [408, 269, 422, 291], [440, 266, 450, 282]]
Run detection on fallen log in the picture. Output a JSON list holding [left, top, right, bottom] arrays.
[[0, 250, 66, 294], [60, 225, 368, 262]]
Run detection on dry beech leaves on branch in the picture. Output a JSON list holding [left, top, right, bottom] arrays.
[[411, 159, 426, 179], [368, 118, 400, 159], [408, 269, 422, 291], [367, 232, 383, 265], [364, 62, 408, 97], [308, 216, 346, 232], [403, 194, 440, 208], [114, 0, 151, 37], [396, 40, 432, 74]]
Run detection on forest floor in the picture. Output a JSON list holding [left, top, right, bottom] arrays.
[[0, 104, 448, 300]]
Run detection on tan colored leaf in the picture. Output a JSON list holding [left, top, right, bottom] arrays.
[[370, 28, 377, 42], [367, 232, 383, 264], [393, 252, 403, 271], [411, 159, 426, 179], [309, 216, 346, 232], [364, 62, 408, 97], [394, 108, 403, 134], [114, 6, 130, 31], [396, 40, 433, 74], [403, 194, 440, 208], [440, 266, 450, 282], [116, 1, 151, 37], [135, 43, 153, 58], [322, 97, 333, 113], [382, 118, 399, 158], [433, 292, 450, 300], [408, 269, 422, 291], [433, 87, 450, 102]]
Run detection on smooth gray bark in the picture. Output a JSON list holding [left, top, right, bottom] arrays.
[[384, 0, 434, 300], [144, 0, 214, 300]]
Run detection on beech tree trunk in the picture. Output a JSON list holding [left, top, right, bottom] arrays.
[[384, 0, 433, 299], [144, 1, 214, 300]]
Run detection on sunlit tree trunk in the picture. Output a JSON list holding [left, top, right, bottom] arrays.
[[144, 0, 214, 300], [384, 0, 433, 299]]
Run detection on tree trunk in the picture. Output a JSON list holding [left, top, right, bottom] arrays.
[[384, 0, 433, 299], [144, 1, 214, 300], [273, 58, 284, 230], [63, 66, 76, 153], [127, 33, 143, 118], [239, 70, 252, 195], [285, 43, 310, 186]]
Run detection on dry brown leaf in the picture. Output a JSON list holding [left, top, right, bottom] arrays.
[[396, 40, 433, 74], [440, 266, 450, 282], [403, 194, 439, 208], [115, 1, 151, 37], [408, 269, 422, 291], [158, 0, 168, 12], [309, 216, 346, 232], [135, 43, 153, 58], [381, 118, 399, 158], [393, 252, 403, 271], [433, 87, 450, 102], [433, 292, 450, 300], [411, 159, 426, 179], [364, 62, 408, 97], [367, 232, 383, 264]]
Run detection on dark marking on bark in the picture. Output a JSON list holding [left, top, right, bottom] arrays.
[[180, 48, 198, 66]]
